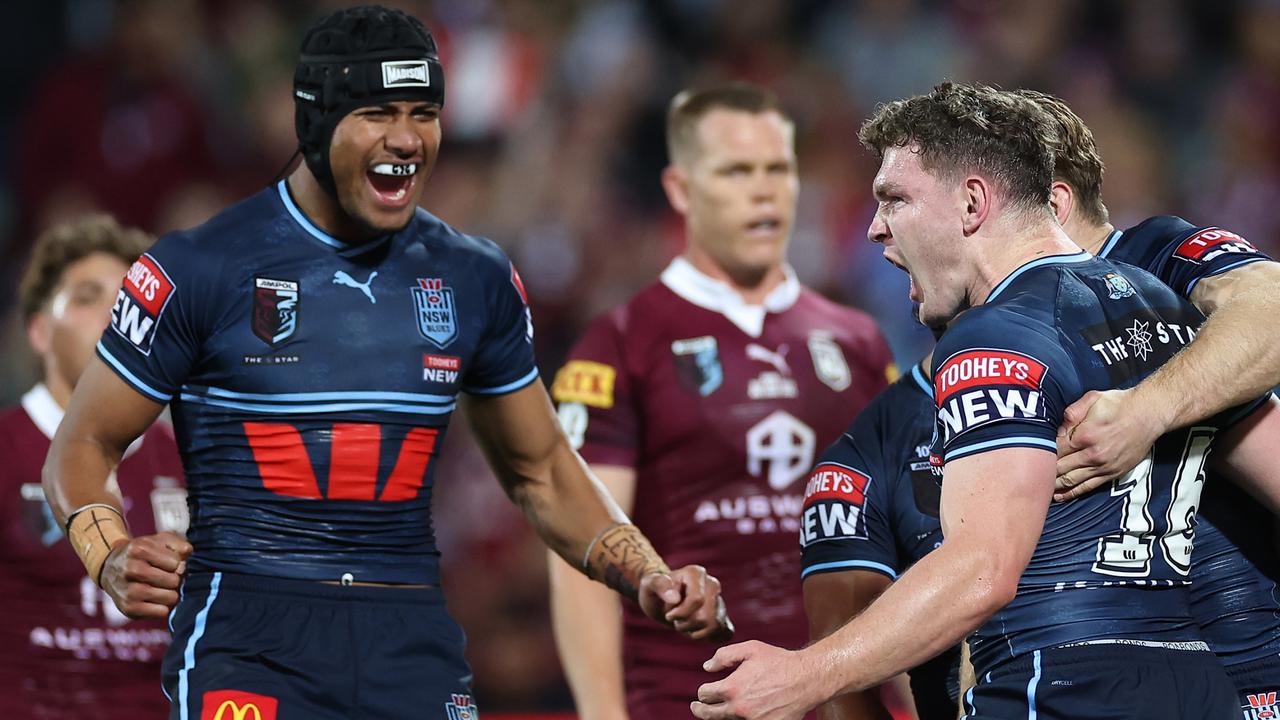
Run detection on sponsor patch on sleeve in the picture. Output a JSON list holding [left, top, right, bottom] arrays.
[[933, 349, 1048, 443], [551, 359, 617, 409], [800, 462, 870, 544], [1173, 227, 1261, 264], [110, 253, 176, 355]]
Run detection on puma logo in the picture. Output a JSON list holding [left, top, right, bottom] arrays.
[[746, 343, 791, 376], [332, 270, 378, 304]]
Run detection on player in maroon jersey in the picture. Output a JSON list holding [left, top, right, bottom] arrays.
[[1, 216, 186, 718], [548, 83, 895, 720]]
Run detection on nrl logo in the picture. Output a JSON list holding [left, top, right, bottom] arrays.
[[382, 60, 431, 88]]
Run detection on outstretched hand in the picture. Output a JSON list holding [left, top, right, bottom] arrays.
[[691, 640, 821, 720], [1055, 388, 1160, 501], [639, 564, 734, 642], [100, 531, 192, 620]]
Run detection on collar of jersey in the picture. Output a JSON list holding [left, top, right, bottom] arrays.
[[909, 360, 933, 399], [1097, 228, 1124, 258], [275, 180, 393, 257], [659, 256, 800, 338], [985, 250, 1093, 304], [22, 383, 142, 458]]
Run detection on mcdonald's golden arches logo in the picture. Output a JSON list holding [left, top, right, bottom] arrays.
[[201, 689, 279, 720]]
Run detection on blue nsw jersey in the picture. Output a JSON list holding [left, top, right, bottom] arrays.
[[931, 251, 1266, 674], [97, 181, 540, 585], [1100, 215, 1280, 668], [799, 360, 957, 714]]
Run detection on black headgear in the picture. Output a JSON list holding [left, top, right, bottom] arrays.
[[293, 5, 445, 198]]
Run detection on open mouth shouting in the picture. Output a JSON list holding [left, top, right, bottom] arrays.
[[883, 252, 920, 302], [367, 162, 418, 208]]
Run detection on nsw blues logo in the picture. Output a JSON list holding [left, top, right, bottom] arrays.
[[1103, 272, 1135, 300], [414, 277, 458, 348], [444, 693, 478, 720], [252, 277, 299, 347]]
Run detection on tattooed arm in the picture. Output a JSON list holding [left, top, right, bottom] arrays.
[[463, 382, 732, 638]]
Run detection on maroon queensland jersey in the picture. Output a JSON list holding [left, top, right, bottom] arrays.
[[552, 258, 892, 718], [0, 385, 187, 719]]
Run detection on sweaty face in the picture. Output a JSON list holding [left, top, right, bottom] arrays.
[[678, 109, 798, 282], [867, 146, 971, 328], [40, 252, 131, 389], [328, 100, 441, 235]]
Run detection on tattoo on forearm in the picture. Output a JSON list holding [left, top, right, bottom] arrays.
[[585, 523, 669, 601]]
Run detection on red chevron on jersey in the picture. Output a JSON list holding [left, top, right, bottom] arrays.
[[934, 349, 1047, 406], [1174, 227, 1259, 263]]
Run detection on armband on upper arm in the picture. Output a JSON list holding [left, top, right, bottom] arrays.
[[582, 522, 670, 600], [66, 503, 130, 587]]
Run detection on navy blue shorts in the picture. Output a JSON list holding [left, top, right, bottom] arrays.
[[1227, 655, 1280, 719], [162, 572, 476, 720], [962, 643, 1238, 719]]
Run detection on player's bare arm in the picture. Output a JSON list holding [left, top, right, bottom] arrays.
[[550, 464, 636, 720], [463, 381, 732, 639], [42, 357, 192, 619], [1208, 395, 1280, 513], [802, 570, 893, 720], [691, 448, 1052, 720], [1057, 260, 1280, 499]]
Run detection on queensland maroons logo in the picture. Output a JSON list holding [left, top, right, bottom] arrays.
[[251, 277, 299, 347]]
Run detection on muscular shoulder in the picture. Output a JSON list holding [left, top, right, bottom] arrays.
[[406, 209, 514, 278], [793, 287, 883, 341]]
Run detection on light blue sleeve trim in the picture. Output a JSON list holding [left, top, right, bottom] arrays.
[[96, 342, 171, 402], [1183, 257, 1271, 295], [463, 366, 541, 396], [945, 436, 1056, 462], [800, 559, 898, 580]]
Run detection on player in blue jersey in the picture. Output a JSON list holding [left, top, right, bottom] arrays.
[[41, 6, 730, 719], [1023, 89, 1280, 719], [690, 83, 1280, 720], [800, 354, 956, 720], [799, 91, 1280, 720]]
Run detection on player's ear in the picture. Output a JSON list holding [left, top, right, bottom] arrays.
[[961, 175, 991, 235], [662, 165, 691, 216], [27, 311, 51, 355], [1049, 181, 1074, 226]]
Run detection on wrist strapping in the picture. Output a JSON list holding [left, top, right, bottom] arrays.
[[66, 504, 129, 588]]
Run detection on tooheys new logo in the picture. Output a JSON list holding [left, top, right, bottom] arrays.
[[1173, 227, 1260, 264], [799, 462, 871, 544], [934, 349, 1048, 444], [111, 254, 175, 355]]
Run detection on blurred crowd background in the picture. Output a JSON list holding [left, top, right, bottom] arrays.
[[2, 0, 1279, 712]]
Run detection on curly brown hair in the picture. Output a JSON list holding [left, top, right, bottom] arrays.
[[859, 82, 1057, 212], [1015, 89, 1109, 226], [666, 82, 792, 166], [19, 214, 153, 321]]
